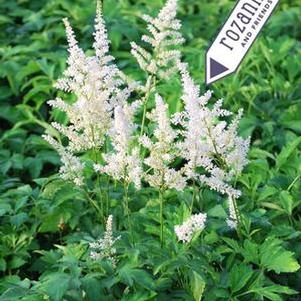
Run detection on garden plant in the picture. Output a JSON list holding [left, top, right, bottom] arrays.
[[0, 0, 300, 300]]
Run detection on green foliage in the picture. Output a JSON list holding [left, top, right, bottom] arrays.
[[0, 0, 301, 300]]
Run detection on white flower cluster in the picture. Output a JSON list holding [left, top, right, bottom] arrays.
[[131, 0, 184, 78], [89, 215, 120, 267], [44, 1, 138, 186], [54, 17, 116, 150], [95, 102, 143, 189], [140, 94, 186, 191], [174, 213, 207, 243], [172, 63, 249, 225], [43, 134, 84, 186], [46, 1, 136, 156], [44, 0, 250, 228], [175, 63, 249, 189]]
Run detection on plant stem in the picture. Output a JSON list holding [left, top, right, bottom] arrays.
[[84, 189, 103, 220], [159, 189, 164, 248], [140, 75, 155, 137], [190, 179, 197, 214], [106, 176, 110, 216], [232, 196, 243, 239], [287, 174, 300, 191], [198, 187, 203, 211], [91, 138, 105, 225], [124, 182, 135, 246], [96, 173, 105, 225], [140, 99, 148, 136]]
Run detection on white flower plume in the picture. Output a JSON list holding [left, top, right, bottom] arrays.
[[93, 0, 111, 60], [89, 215, 120, 267], [173, 62, 250, 226], [131, 0, 184, 79], [174, 62, 250, 198], [140, 94, 186, 191], [42, 135, 84, 186], [95, 102, 143, 189], [47, 1, 137, 154], [175, 213, 207, 243]]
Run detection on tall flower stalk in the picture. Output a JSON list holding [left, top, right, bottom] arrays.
[[139, 94, 186, 246], [44, 1, 137, 223], [94, 103, 141, 243], [131, 0, 184, 136], [89, 215, 120, 267]]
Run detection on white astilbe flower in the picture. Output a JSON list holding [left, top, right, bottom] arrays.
[[42, 135, 84, 186], [48, 1, 137, 153], [175, 62, 250, 199], [175, 213, 207, 243], [131, 0, 184, 79], [95, 103, 143, 189], [89, 215, 120, 267], [140, 94, 186, 191], [173, 63, 250, 227]]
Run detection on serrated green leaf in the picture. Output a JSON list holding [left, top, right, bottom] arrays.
[[248, 285, 297, 301], [276, 136, 301, 170], [81, 276, 102, 301], [37, 273, 69, 301], [118, 266, 155, 290], [229, 264, 254, 293], [259, 237, 300, 273], [279, 191, 293, 215], [242, 240, 259, 264]]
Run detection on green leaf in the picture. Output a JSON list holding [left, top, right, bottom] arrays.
[[121, 290, 157, 301], [279, 191, 293, 215], [0, 257, 6, 272], [0, 203, 11, 216], [207, 205, 227, 218], [259, 237, 300, 273], [10, 213, 28, 228], [248, 285, 297, 301], [276, 136, 301, 170], [37, 273, 69, 301], [229, 264, 253, 293], [81, 276, 102, 301], [242, 240, 259, 264], [0, 278, 30, 301], [0, 287, 29, 301], [8, 257, 27, 269], [190, 271, 205, 301], [222, 238, 240, 253], [257, 186, 278, 202], [24, 157, 43, 179], [118, 266, 155, 290]]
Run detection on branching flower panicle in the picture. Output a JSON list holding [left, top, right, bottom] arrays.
[[42, 135, 84, 186], [46, 1, 136, 156], [175, 213, 207, 243], [140, 94, 186, 191], [131, 0, 184, 79], [174, 62, 250, 225], [176, 63, 250, 190], [95, 102, 143, 189], [89, 215, 120, 267]]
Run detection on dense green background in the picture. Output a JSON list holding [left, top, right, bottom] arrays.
[[0, 0, 300, 300]]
